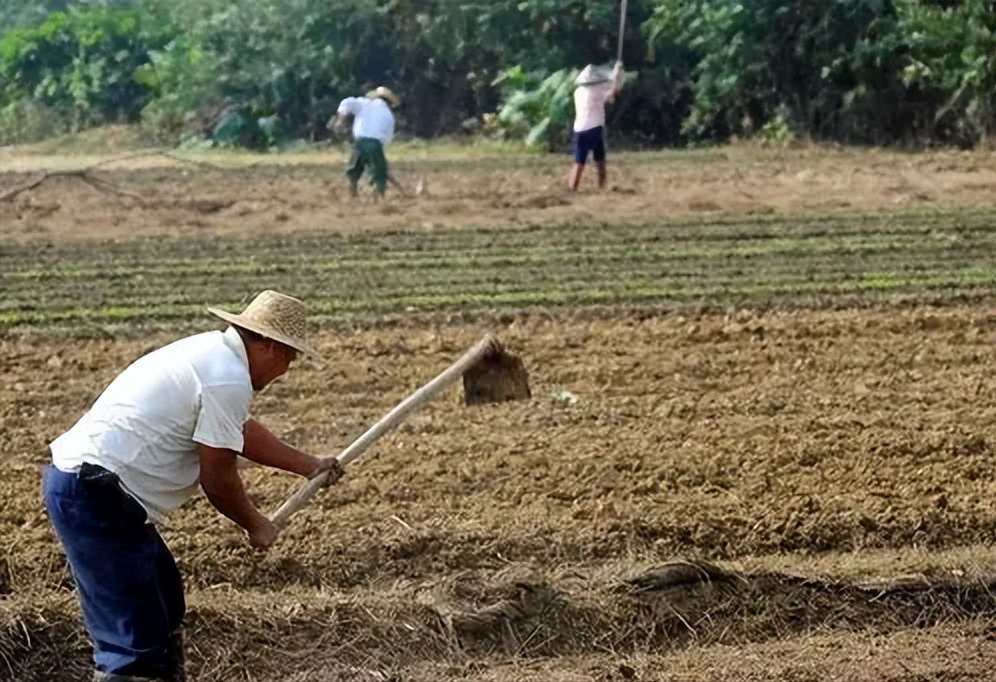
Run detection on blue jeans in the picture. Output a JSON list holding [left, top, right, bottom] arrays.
[[42, 464, 185, 678]]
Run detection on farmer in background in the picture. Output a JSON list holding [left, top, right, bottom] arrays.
[[568, 61, 625, 191], [42, 290, 344, 682], [332, 86, 400, 197]]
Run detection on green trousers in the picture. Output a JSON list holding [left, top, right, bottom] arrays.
[[346, 137, 388, 196]]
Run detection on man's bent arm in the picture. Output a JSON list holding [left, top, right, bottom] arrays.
[[240, 417, 321, 477], [198, 444, 275, 548]]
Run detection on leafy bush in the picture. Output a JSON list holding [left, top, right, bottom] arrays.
[[132, 36, 216, 141], [0, 4, 174, 143], [643, 0, 995, 146], [492, 65, 579, 149], [896, 0, 996, 145], [0, 99, 67, 143]]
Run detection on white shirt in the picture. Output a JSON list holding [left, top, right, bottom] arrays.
[[50, 326, 253, 523], [337, 96, 395, 146], [573, 63, 624, 132]]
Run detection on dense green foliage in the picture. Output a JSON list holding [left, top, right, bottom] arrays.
[[1, 0, 992, 147], [644, 0, 996, 146], [0, 3, 173, 140], [0, 0, 71, 38]]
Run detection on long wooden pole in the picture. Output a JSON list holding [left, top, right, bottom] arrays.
[[269, 335, 502, 530], [617, 0, 628, 63]]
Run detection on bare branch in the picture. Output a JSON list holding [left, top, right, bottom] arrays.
[[0, 151, 224, 203]]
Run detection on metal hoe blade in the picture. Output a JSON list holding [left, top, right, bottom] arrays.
[[462, 345, 531, 406]]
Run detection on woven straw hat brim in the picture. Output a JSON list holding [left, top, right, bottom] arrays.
[[575, 66, 610, 86], [366, 87, 400, 108], [208, 308, 322, 360]]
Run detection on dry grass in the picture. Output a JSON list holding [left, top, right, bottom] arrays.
[[3, 558, 993, 681], [2, 137, 993, 244]]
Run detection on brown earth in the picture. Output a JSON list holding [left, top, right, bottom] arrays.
[[1, 142, 995, 681], [1, 142, 993, 244]]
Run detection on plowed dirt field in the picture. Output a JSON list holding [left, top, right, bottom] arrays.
[[2, 141, 994, 681]]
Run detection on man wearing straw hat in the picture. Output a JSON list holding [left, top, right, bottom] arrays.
[[332, 86, 401, 198], [42, 290, 343, 682], [568, 60, 625, 191]]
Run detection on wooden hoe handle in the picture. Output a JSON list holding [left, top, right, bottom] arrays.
[[269, 335, 503, 530], [617, 0, 628, 63]]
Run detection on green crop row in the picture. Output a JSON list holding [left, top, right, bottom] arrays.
[[1, 206, 992, 335]]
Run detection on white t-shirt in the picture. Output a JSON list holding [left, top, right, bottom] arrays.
[[573, 63, 624, 133], [337, 96, 395, 146], [50, 326, 253, 523]]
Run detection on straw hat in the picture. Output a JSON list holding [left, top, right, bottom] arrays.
[[365, 86, 401, 108], [575, 65, 610, 86], [208, 290, 321, 359]]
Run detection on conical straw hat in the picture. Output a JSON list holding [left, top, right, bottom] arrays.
[[575, 65, 610, 86], [208, 290, 322, 359]]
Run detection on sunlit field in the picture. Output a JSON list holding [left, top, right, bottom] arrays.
[[2, 137, 994, 681]]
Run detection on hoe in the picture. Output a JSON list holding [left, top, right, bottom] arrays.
[[269, 335, 530, 530]]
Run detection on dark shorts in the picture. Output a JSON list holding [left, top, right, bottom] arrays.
[[572, 126, 606, 165], [42, 463, 184, 677]]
